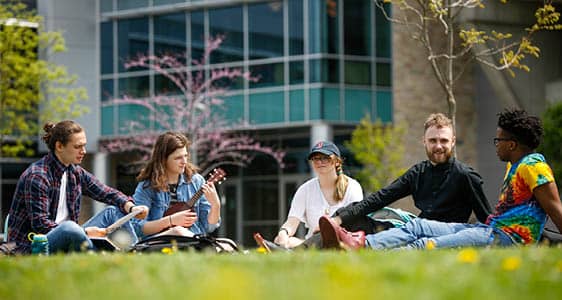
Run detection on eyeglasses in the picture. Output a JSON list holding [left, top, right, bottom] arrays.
[[309, 156, 332, 163], [493, 138, 513, 146]]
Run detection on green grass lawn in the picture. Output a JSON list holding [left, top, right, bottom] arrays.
[[1, 246, 562, 300]]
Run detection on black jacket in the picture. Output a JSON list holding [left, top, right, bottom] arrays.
[[336, 158, 492, 226]]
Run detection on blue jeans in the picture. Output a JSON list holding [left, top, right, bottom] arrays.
[[365, 218, 515, 250], [47, 206, 138, 253]]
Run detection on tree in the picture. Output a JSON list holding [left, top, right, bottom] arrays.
[[0, 1, 88, 157], [345, 116, 406, 193], [538, 102, 562, 189], [375, 0, 561, 131], [99, 36, 285, 175]]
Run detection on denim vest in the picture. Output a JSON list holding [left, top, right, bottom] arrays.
[[132, 173, 220, 239]]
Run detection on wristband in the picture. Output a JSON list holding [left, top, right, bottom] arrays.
[[279, 227, 289, 235], [128, 205, 134, 213], [169, 215, 173, 227]]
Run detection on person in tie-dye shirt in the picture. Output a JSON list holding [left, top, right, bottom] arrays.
[[319, 109, 562, 250]]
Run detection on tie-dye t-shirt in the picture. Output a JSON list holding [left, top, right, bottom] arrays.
[[486, 153, 554, 244]]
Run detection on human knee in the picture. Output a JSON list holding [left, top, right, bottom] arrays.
[[57, 221, 87, 239]]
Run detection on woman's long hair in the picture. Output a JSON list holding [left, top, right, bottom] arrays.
[[333, 156, 349, 202], [136, 132, 199, 191]]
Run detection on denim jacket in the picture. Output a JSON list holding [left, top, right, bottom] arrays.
[[132, 173, 220, 239]]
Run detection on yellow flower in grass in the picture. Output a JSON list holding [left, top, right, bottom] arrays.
[[501, 256, 522, 271], [457, 248, 479, 264], [426, 240, 436, 250], [161, 247, 174, 255], [256, 246, 268, 254]]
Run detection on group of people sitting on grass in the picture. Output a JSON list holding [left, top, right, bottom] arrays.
[[5, 108, 562, 254]]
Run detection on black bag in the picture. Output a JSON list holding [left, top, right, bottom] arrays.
[[541, 217, 562, 245], [131, 234, 238, 253]]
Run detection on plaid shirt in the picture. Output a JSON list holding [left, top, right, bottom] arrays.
[[8, 152, 132, 254]]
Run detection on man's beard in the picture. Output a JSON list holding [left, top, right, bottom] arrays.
[[426, 148, 452, 164]]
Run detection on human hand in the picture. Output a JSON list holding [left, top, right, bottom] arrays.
[[201, 182, 220, 206], [85, 226, 108, 238], [170, 210, 198, 228], [131, 205, 149, 219], [274, 234, 289, 248]]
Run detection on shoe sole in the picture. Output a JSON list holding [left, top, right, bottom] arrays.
[[319, 217, 341, 249]]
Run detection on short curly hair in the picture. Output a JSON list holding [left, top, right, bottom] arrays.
[[497, 108, 543, 149]]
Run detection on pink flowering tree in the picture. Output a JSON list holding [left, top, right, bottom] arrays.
[[99, 37, 285, 175]]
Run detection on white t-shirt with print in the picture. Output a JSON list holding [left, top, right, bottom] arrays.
[[287, 177, 363, 238]]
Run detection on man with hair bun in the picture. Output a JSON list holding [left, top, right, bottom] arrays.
[[8, 120, 148, 254]]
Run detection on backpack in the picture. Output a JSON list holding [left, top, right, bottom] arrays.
[[369, 207, 417, 228], [130, 234, 239, 253], [541, 217, 562, 245]]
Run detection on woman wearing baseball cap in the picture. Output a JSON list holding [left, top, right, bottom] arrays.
[[263, 141, 363, 249]]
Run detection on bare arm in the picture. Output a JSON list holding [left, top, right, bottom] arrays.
[[534, 182, 562, 233], [274, 217, 301, 246]]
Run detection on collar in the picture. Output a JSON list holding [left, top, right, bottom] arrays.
[[430, 157, 454, 171], [46, 152, 75, 177]]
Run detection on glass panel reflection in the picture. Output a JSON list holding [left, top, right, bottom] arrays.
[[154, 13, 186, 57], [248, 2, 283, 59], [118, 17, 149, 72], [209, 6, 243, 63]]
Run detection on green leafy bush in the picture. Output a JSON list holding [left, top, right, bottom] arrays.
[[539, 102, 562, 188]]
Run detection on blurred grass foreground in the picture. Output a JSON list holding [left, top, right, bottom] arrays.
[[1, 247, 562, 300]]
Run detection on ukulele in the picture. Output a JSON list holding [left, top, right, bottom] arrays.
[[163, 168, 226, 217]]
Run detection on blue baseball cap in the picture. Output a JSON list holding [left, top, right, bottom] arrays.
[[308, 141, 341, 159]]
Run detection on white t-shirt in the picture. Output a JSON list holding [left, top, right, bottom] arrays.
[[287, 177, 363, 238]]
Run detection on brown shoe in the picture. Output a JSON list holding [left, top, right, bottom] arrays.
[[319, 216, 342, 249], [319, 216, 365, 250]]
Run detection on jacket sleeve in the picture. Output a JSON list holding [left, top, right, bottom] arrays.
[[465, 168, 492, 222], [80, 168, 131, 213], [335, 166, 416, 227]]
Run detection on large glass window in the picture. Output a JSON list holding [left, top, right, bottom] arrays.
[[118, 104, 151, 134], [288, 0, 304, 55], [345, 89, 371, 121], [101, 21, 113, 75], [344, 0, 371, 56], [154, 13, 186, 56], [118, 17, 149, 72], [154, 0, 185, 5], [289, 61, 304, 84], [248, 2, 284, 60], [376, 62, 391, 87], [191, 11, 205, 61], [249, 63, 284, 88], [222, 94, 244, 125], [376, 2, 392, 58], [249, 91, 284, 124], [310, 59, 339, 83], [309, 88, 340, 121], [155, 74, 182, 96], [309, 0, 339, 54], [118, 76, 149, 98], [101, 105, 114, 135], [101, 79, 114, 101], [345, 61, 371, 85], [376, 90, 392, 122], [289, 89, 304, 121], [117, 0, 148, 10], [209, 6, 243, 63]]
